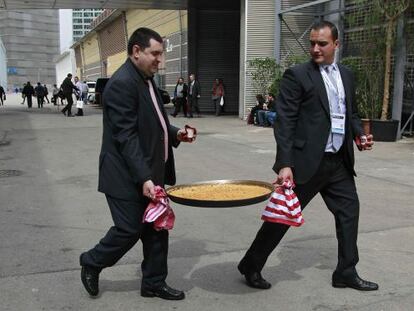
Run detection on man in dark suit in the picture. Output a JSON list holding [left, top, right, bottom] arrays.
[[188, 73, 201, 118], [34, 82, 45, 108], [238, 21, 378, 291], [79, 28, 196, 301], [61, 73, 78, 117], [22, 82, 35, 108], [0, 85, 5, 106]]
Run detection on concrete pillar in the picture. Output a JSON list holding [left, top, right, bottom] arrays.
[[392, 16, 406, 139]]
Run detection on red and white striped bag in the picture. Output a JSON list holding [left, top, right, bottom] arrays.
[[143, 186, 175, 231], [261, 180, 304, 227]]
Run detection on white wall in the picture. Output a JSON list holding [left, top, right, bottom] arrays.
[[0, 39, 7, 91], [239, 0, 276, 119], [55, 50, 76, 87], [59, 9, 73, 53]]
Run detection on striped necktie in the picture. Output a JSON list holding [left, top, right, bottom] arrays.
[[325, 65, 343, 152]]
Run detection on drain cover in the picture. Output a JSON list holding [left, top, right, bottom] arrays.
[[0, 170, 23, 178]]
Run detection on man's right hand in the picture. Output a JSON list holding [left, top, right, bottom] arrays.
[[274, 167, 293, 186], [142, 180, 156, 200]]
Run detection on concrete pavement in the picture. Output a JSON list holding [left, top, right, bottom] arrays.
[[1, 93, 413, 311]]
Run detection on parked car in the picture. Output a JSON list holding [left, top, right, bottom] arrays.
[[94, 78, 109, 106]]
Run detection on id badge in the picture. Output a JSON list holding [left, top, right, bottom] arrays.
[[331, 113, 345, 135]]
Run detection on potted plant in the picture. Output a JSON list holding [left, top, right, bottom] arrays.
[[248, 57, 283, 97], [341, 56, 383, 135], [248, 54, 308, 99], [345, 0, 411, 141]]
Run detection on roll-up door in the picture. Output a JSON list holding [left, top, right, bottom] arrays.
[[195, 9, 240, 114]]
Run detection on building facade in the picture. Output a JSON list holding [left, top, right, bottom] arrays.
[[0, 38, 6, 90], [72, 9, 188, 98], [0, 10, 60, 90], [72, 9, 104, 42]]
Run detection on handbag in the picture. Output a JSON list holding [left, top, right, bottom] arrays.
[[247, 112, 254, 125], [261, 180, 304, 227], [219, 96, 224, 106], [76, 100, 83, 109]]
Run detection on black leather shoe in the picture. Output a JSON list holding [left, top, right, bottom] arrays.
[[332, 272, 378, 291], [238, 264, 271, 289], [61, 111, 66, 116], [141, 284, 185, 300], [81, 266, 100, 296]]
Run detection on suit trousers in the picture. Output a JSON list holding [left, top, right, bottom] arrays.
[[61, 95, 73, 116], [172, 97, 187, 116], [80, 195, 169, 289], [240, 151, 360, 277], [37, 96, 44, 108], [27, 96, 32, 108], [213, 98, 222, 116], [188, 96, 200, 117]]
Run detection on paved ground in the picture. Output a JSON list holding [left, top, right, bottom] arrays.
[[1, 93, 413, 311]]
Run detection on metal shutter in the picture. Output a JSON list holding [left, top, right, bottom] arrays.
[[242, 0, 276, 118], [196, 9, 240, 114]]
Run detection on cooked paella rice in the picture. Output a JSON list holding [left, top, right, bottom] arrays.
[[168, 183, 271, 201]]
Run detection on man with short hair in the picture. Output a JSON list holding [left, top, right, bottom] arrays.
[[81, 81, 89, 105], [80, 27, 196, 301], [61, 73, 78, 117], [238, 21, 378, 292], [0, 85, 5, 106], [187, 73, 201, 118], [34, 82, 45, 108], [22, 81, 35, 108]]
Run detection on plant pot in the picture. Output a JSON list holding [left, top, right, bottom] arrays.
[[361, 119, 371, 135], [371, 119, 399, 142]]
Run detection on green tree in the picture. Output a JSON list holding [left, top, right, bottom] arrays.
[[248, 57, 283, 96], [347, 0, 411, 120]]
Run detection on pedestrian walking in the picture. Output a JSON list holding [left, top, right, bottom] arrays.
[[238, 20, 378, 292], [60, 73, 79, 117], [52, 84, 59, 105], [34, 82, 45, 108], [43, 84, 50, 103], [81, 80, 89, 105], [0, 85, 5, 106], [211, 78, 225, 116], [170, 77, 188, 117], [22, 82, 35, 108], [79, 27, 197, 300], [187, 73, 201, 118]]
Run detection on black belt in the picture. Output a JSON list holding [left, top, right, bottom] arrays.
[[324, 151, 342, 158]]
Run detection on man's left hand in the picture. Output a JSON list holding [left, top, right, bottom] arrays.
[[177, 126, 197, 143], [361, 134, 374, 151]]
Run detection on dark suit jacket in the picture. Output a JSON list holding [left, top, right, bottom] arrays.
[[98, 58, 180, 201], [189, 80, 201, 98], [273, 60, 363, 185], [22, 84, 35, 96], [61, 77, 78, 97]]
